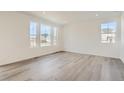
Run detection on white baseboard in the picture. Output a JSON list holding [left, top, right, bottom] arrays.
[[64, 50, 120, 59], [121, 58, 124, 63], [0, 49, 62, 66]]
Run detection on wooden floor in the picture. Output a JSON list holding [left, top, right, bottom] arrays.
[[0, 51, 124, 81]]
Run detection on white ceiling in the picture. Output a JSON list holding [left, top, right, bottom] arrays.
[[26, 11, 121, 24]]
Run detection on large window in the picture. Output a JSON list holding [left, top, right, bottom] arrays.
[[29, 21, 58, 48], [101, 22, 117, 43], [30, 21, 37, 48]]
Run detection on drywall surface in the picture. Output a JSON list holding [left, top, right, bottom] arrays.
[[63, 17, 121, 58], [0, 12, 63, 65]]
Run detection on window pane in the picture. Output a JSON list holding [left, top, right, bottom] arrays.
[[30, 21, 37, 48], [45, 25, 51, 46], [108, 22, 117, 32], [53, 27, 57, 45], [40, 24, 51, 47], [101, 24, 108, 33]]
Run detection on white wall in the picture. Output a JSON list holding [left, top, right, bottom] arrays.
[[0, 12, 122, 66], [121, 13, 124, 63], [63, 17, 121, 58], [0, 12, 63, 65]]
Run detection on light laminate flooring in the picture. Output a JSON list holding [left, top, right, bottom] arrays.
[[0, 52, 124, 81]]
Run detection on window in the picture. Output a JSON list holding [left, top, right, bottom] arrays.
[[53, 27, 58, 45], [101, 22, 117, 43], [29, 21, 58, 48], [40, 24, 52, 47], [30, 21, 37, 48]]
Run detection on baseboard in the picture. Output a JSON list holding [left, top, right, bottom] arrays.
[[64, 50, 120, 59], [0, 50, 62, 66], [121, 58, 124, 63]]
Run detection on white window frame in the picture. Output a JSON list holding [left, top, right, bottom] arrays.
[[29, 21, 59, 48], [100, 21, 117, 44]]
